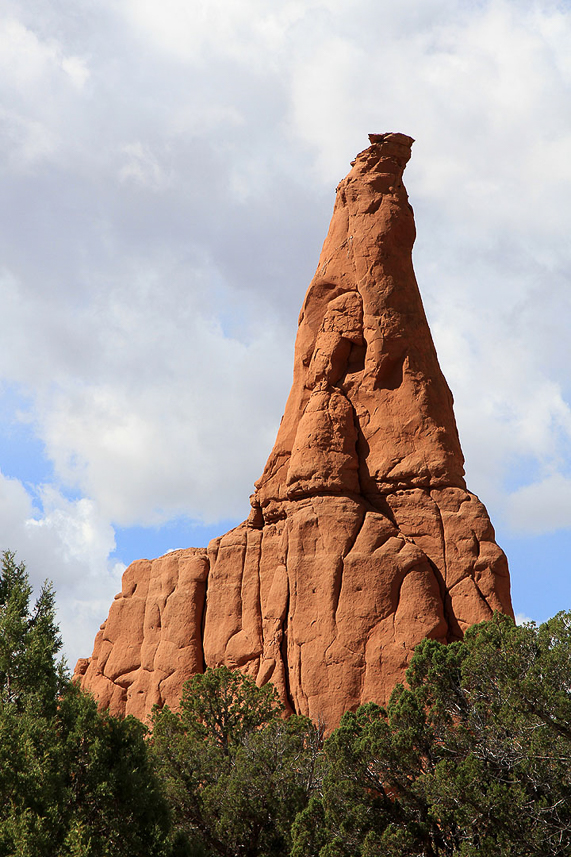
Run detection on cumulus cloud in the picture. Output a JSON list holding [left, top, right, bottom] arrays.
[[119, 142, 172, 191], [506, 474, 571, 535], [0, 469, 123, 665], [0, 0, 571, 658]]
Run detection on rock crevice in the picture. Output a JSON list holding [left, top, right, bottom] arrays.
[[75, 133, 513, 730]]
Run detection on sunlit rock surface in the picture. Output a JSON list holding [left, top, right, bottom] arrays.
[[75, 134, 513, 730]]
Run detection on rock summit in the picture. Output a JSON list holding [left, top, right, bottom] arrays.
[[75, 133, 513, 730]]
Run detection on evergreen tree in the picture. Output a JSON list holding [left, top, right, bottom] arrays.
[[0, 550, 65, 713], [7, 545, 571, 857], [292, 612, 571, 856], [151, 666, 322, 857], [0, 550, 170, 857]]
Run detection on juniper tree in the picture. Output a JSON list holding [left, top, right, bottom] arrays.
[[292, 612, 571, 857], [151, 665, 322, 857]]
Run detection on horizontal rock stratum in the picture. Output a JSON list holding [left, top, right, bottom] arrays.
[[75, 134, 513, 730]]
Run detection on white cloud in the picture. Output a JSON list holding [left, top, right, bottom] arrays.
[[119, 142, 172, 191], [0, 16, 94, 170], [430, 301, 571, 514], [0, 18, 59, 86], [116, 0, 311, 67], [0, 106, 56, 170], [60, 55, 90, 90], [0, 259, 292, 526], [506, 474, 571, 535], [0, 0, 571, 660], [0, 470, 123, 667]]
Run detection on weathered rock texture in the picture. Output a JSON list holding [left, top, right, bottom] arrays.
[[75, 133, 513, 730]]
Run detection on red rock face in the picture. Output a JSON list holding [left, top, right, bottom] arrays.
[[75, 134, 513, 729]]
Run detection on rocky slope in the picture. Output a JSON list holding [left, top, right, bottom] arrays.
[[75, 133, 513, 730]]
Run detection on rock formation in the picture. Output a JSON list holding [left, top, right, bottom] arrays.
[[75, 133, 513, 730]]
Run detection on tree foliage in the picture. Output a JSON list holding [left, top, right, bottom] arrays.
[[151, 666, 323, 857], [0, 550, 170, 857], [0, 550, 65, 714], [292, 612, 571, 856], [175, 665, 285, 754], [5, 546, 571, 857]]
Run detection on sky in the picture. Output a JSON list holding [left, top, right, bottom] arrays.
[[1, 0, 571, 667]]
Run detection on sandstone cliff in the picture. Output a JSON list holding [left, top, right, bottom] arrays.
[[75, 133, 513, 730]]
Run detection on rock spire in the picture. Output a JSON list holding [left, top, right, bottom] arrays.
[[75, 134, 513, 730]]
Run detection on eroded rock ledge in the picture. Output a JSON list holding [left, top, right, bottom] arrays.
[[75, 133, 512, 730]]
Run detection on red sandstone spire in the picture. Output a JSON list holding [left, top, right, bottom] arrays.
[[253, 132, 464, 518], [75, 135, 513, 731]]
